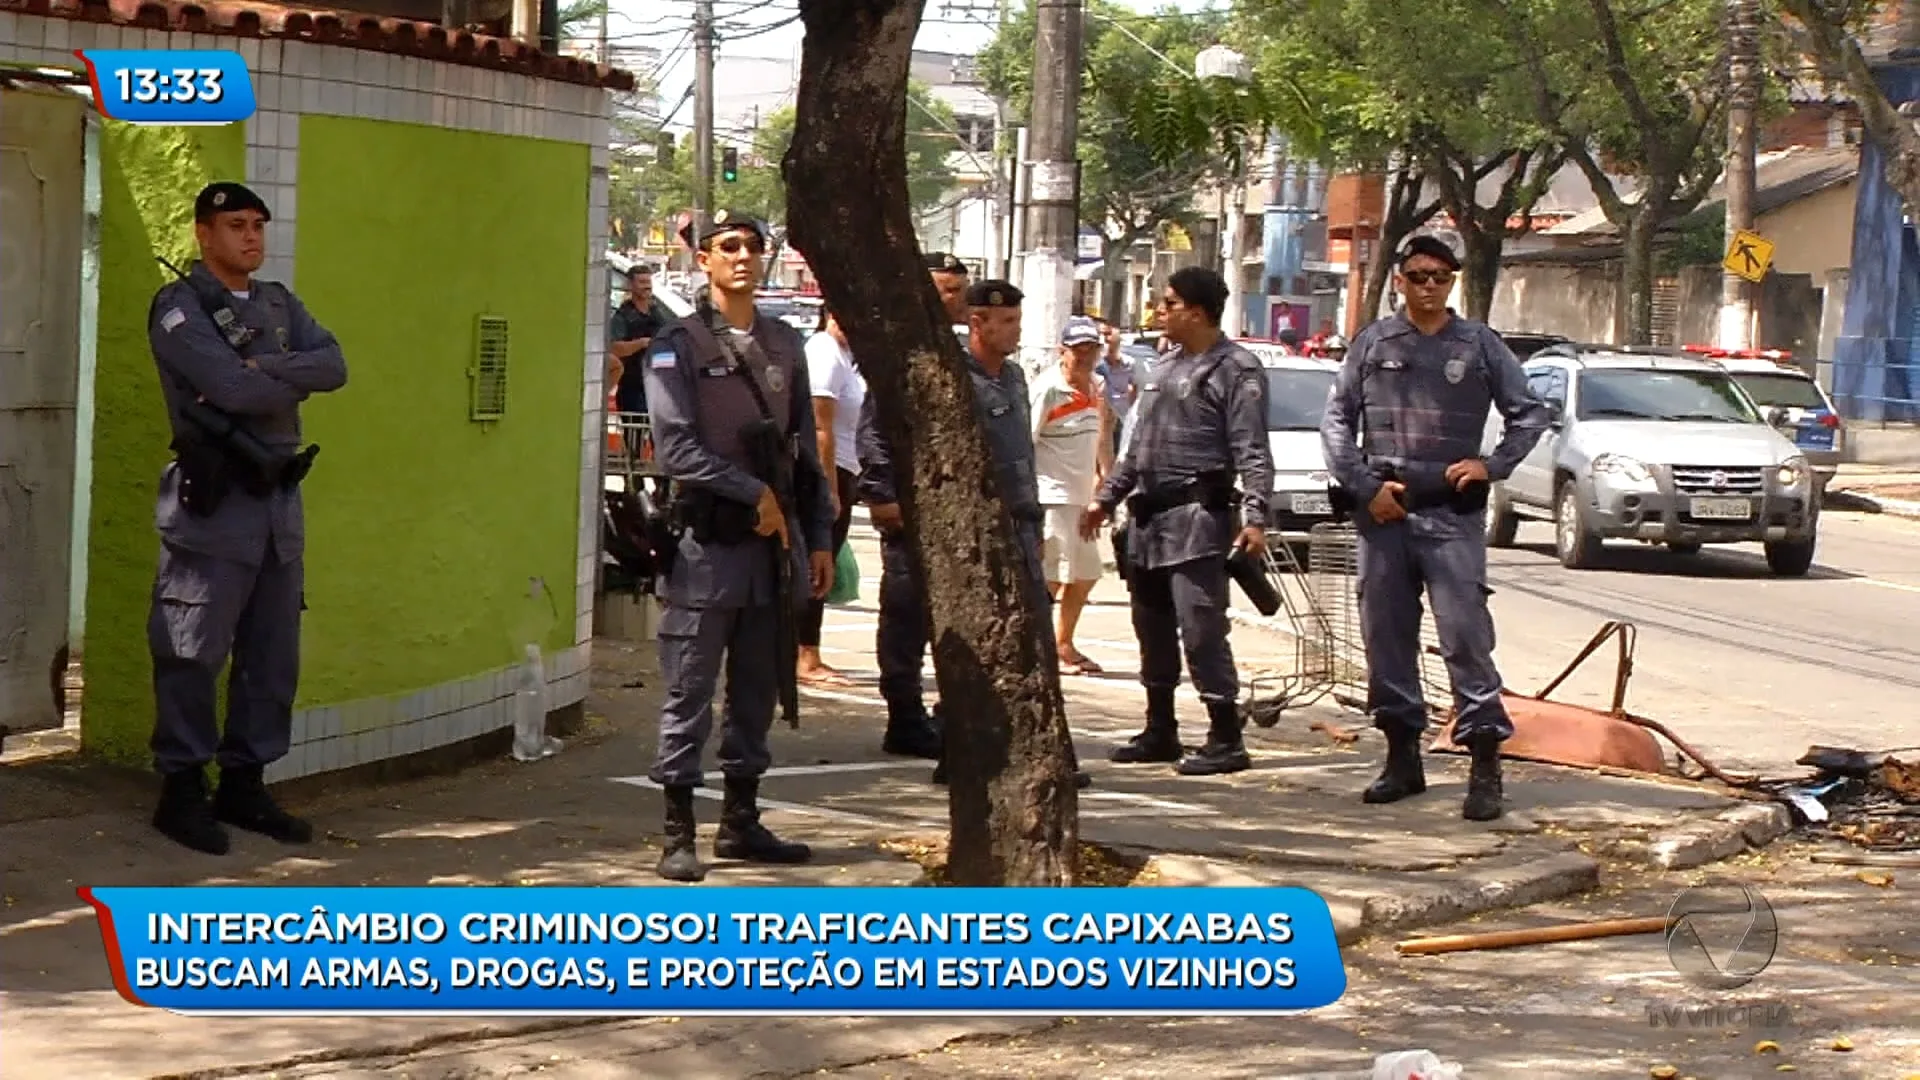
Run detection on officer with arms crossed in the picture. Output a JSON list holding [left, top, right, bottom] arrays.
[[642, 211, 836, 882], [1320, 235, 1548, 821], [147, 181, 348, 854], [1081, 267, 1274, 776], [859, 277, 1092, 788], [853, 252, 973, 762]]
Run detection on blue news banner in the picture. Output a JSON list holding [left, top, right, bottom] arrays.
[[79, 886, 1347, 1014]]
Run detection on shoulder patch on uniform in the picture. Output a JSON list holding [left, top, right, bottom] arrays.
[[1241, 372, 1264, 400], [650, 349, 679, 370], [160, 307, 188, 333]]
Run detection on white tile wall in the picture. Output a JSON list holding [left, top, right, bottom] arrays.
[[11, 11, 618, 778]]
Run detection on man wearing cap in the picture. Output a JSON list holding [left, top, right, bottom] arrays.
[[852, 252, 973, 764], [1320, 233, 1548, 822], [859, 272, 1092, 789], [1031, 315, 1113, 675], [1080, 266, 1273, 777], [145, 181, 348, 855], [641, 210, 836, 882]]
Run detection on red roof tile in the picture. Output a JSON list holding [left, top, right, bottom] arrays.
[[4, 0, 636, 90]]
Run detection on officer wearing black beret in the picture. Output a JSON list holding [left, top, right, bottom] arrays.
[[641, 208, 836, 882], [146, 180, 347, 854]]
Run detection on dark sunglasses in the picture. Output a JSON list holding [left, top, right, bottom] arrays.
[[1402, 270, 1454, 286], [711, 235, 765, 256]]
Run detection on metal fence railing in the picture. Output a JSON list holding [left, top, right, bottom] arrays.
[[1812, 358, 1920, 421]]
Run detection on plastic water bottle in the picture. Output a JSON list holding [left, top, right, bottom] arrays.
[[511, 644, 560, 762]]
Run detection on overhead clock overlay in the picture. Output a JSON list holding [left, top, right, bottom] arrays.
[[72, 49, 257, 125]]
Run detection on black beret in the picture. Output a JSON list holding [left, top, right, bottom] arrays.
[[1397, 234, 1462, 272], [965, 279, 1023, 308], [680, 209, 767, 250], [194, 182, 271, 222], [925, 251, 970, 274]]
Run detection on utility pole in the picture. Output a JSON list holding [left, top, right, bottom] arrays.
[[1020, 0, 1083, 370], [595, 0, 609, 65], [1717, 0, 1760, 350], [693, 0, 716, 240]]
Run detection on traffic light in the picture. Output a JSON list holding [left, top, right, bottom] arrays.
[[721, 146, 739, 183]]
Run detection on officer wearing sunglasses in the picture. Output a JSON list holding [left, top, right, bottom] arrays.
[[1319, 234, 1549, 823], [639, 210, 837, 882]]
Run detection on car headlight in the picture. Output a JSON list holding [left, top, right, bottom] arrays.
[[1775, 457, 1808, 486], [1591, 454, 1653, 485]]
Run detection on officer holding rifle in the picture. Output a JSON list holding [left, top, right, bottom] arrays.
[[146, 182, 347, 856], [641, 210, 835, 883]]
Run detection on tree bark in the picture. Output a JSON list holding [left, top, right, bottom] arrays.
[[1459, 226, 1504, 323], [1619, 208, 1660, 344], [783, 0, 1079, 888], [1360, 163, 1442, 328]]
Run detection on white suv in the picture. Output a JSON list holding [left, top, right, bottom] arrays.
[[1483, 346, 1820, 576]]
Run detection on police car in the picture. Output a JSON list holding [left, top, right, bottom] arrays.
[[1242, 344, 1343, 534], [1684, 346, 1843, 486]]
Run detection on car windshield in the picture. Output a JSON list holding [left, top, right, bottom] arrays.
[[1732, 372, 1828, 410], [1575, 369, 1759, 423], [1266, 369, 1337, 431]]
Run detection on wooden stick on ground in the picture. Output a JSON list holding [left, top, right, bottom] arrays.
[[1396, 916, 1669, 957], [1810, 851, 1920, 869]]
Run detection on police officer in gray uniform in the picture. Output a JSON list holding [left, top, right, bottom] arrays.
[[146, 181, 348, 855], [1320, 235, 1549, 821], [858, 278, 1091, 788], [1081, 267, 1274, 776], [642, 210, 836, 882], [854, 252, 972, 763]]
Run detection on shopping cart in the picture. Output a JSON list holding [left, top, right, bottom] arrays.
[[1241, 522, 1448, 727]]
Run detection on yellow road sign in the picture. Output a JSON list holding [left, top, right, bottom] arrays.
[[1723, 229, 1775, 283]]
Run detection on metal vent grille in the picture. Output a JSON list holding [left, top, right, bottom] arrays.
[[471, 315, 509, 421]]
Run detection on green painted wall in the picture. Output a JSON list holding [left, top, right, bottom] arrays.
[[291, 115, 587, 707], [82, 121, 248, 766]]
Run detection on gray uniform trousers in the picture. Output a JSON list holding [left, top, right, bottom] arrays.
[[148, 538, 304, 774], [1355, 509, 1512, 741], [650, 599, 780, 787], [876, 518, 1047, 709], [1127, 555, 1238, 704]]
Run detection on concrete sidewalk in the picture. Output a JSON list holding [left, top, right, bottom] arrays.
[[0, 577, 1791, 1080], [1826, 463, 1920, 517]]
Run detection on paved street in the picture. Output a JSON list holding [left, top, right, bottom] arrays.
[[1478, 507, 1920, 774]]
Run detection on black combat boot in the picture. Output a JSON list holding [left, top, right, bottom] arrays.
[[1176, 701, 1252, 776], [714, 777, 811, 863], [882, 702, 943, 760], [153, 768, 230, 855], [1362, 728, 1428, 804], [1110, 686, 1183, 763], [656, 785, 705, 883], [213, 765, 313, 843], [1462, 734, 1505, 822]]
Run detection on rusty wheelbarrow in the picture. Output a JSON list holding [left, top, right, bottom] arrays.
[[1429, 620, 1758, 786]]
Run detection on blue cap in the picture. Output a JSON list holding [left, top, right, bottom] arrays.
[[1061, 316, 1102, 347]]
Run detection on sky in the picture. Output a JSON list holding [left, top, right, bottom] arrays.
[[594, 0, 1223, 132]]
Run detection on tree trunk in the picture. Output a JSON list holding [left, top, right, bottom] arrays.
[[1619, 208, 1660, 345], [1100, 232, 1139, 327], [1360, 164, 1440, 329], [783, 0, 1080, 887], [1458, 223, 1503, 323]]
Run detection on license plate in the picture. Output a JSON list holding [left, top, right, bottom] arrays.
[[1291, 492, 1331, 515], [1798, 427, 1835, 449], [1690, 497, 1753, 520]]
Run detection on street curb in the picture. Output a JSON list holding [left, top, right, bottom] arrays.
[[1827, 488, 1920, 519], [1142, 850, 1602, 946], [1637, 801, 1794, 870]]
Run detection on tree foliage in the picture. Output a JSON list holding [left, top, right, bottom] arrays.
[[978, 2, 1246, 322], [607, 84, 957, 250]]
